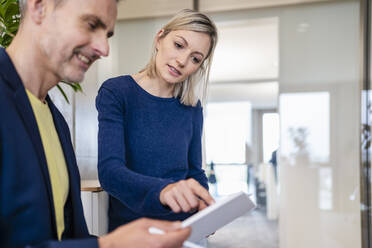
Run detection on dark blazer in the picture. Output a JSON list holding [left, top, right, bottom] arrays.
[[0, 48, 98, 248]]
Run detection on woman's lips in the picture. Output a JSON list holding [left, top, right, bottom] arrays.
[[168, 65, 181, 77]]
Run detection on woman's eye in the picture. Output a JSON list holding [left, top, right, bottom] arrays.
[[192, 57, 201, 64], [88, 22, 97, 30], [175, 42, 183, 48]]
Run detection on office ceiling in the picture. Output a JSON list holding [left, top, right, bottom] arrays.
[[117, 0, 334, 20]]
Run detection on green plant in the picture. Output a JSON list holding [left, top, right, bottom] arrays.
[[0, 0, 82, 103]]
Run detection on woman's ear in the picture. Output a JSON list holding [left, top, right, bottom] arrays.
[[155, 29, 165, 50], [156, 29, 165, 39]]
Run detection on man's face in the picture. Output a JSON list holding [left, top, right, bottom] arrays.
[[39, 0, 117, 83]]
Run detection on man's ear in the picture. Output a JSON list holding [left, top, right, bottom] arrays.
[[27, 0, 48, 24]]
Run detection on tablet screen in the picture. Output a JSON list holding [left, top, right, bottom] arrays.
[[181, 192, 256, 242]]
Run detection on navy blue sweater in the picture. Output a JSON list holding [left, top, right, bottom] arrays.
[[96, 75, 208, 230]]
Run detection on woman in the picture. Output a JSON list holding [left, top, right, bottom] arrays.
[[96, 9, 218, 231]]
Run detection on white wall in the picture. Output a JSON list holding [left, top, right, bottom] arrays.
[[103, 17, 170, 79]]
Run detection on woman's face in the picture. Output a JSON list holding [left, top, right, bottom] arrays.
[[155, 29, 211, 85]]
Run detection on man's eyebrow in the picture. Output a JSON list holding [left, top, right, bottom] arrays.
[[176, 35, 205, 58], [81, 14, 114, 38]]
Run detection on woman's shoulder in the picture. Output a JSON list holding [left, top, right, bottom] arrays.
[[183, 100, 203, 112], [178, 100, 203, 122], [100, 75, 134, 91], [97, 75, 137, 105]]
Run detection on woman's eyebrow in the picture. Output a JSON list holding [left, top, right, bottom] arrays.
[[175, 35, 205, 58]]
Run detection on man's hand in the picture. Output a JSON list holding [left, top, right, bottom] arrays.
[[159, 178, 215, 213], [98, 218, 191, 248]]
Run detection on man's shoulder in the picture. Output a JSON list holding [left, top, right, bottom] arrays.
[[0, 74, 13, 104], [0, 48, 22, 93]]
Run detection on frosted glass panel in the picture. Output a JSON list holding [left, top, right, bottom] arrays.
[[278, 1, 361, 248], [280, 92, 330, 164]]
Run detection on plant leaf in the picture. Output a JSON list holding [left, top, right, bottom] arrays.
[[4, 3, 19, 20], [61, 81, 83, 93], [56, 84, 70, 104]]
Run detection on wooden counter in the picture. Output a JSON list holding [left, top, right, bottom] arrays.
[[81, 180, 103, 192], [80, 180, 108, 236]]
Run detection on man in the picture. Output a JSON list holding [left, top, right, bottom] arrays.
[[0, 0, 190, 247]]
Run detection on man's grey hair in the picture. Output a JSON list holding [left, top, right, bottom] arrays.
[[19, 0, 27, 16], [19, 0, 65, 18], [19, 0, 120, 18]]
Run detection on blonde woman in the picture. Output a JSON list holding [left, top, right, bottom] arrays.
[[96, 9, 218, 231]]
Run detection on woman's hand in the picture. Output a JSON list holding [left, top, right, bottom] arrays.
[[159, 178, 215, 213]]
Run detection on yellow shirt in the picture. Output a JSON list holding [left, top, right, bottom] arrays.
[[26, 90, 69, 240]]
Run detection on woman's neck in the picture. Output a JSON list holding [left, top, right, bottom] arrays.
[[132, 71, 175, 98]]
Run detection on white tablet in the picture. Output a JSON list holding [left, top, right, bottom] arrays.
[[181, 192, 256, 242]]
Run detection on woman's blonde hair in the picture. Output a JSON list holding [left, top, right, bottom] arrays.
[[142, 9, 218, 106]]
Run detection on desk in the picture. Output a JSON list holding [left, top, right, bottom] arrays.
[[81, 180, 108, 236]]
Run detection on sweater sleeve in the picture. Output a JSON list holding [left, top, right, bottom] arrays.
[[187, 103, 209, 190], [96, 85, 174, 216]]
